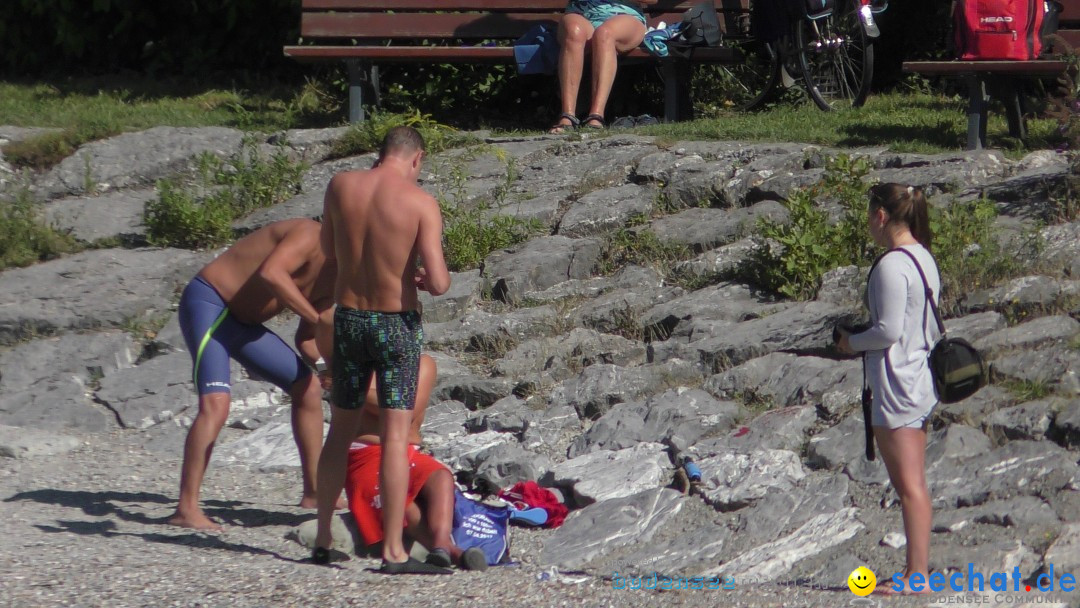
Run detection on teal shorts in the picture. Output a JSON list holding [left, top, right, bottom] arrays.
[[566, 0, 646, 28]]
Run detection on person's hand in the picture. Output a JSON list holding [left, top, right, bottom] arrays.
[[414, 267, 429, 292], [835, 327, 856, 355], [318, 369, 332, 392]]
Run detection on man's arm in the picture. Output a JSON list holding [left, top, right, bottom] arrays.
[[295, 297, 335, 366], [415, 196, 451, 296], [256, 226, 323, 325]]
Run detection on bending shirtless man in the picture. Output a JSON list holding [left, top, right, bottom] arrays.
[[313, 126, 452, 574], [169, 218, 338, 531]]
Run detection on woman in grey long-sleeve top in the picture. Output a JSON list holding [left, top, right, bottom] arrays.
[[837, 183, 939, 593]]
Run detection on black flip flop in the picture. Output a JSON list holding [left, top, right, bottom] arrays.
[[582, 113, 606, 129], [377, 557, 453, 575], [549, 112, 580, 134], [425, 548, 452, 568]]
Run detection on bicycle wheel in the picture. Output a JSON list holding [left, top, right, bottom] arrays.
[[796, 0, 874, 111], [716, 36, 781, 111]]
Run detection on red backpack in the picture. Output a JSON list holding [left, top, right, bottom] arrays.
[[954, 0, 1046, 60]]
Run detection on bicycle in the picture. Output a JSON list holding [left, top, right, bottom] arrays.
[[713, 0, 884, 111]]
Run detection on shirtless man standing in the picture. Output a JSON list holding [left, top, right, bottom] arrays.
[[312, 127, 452, 574], [169, 218, 337, 531]]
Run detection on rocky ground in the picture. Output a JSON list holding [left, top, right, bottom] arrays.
[[0, 125, 1078, 607]]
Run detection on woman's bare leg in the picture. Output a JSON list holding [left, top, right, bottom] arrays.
[[586, 15, 647, 125], [552, 13, 594, 133], [874, 424, 932, 586]]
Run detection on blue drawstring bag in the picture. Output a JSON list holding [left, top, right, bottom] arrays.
[[452, 489, 511, 566], [513, 24, 559, 75]]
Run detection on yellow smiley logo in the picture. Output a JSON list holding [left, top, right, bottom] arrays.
[[848, 566, 877, 596]]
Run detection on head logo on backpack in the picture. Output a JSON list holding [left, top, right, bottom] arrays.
[[953, 0, 1047, 60]]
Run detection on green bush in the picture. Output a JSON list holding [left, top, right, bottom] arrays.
[[145, 137, 305, 249], [441, 203, 544, 271], [329, 110, 475, 160], [0, 188, 79, 269], [751, 154, 1026, 307], [751, 155, 877, 299], [598, 226, 691, 277]]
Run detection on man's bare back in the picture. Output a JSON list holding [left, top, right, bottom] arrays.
[[321, 167, 449, 311], [200, 218, 333, 325]]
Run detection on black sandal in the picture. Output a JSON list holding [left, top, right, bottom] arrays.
[[582, 113, 606, 129], [549, 112, 579, 134]]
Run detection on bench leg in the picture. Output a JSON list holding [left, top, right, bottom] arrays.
[[999, 79, 1026, 141], [346, 61, 378, 123], [963, 75, 988, 151], [662, 61, 693, 123]]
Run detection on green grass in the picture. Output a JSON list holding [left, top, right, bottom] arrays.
[[1001, 378, 1053, 401], [618, 92, 1059, 158], [0, 76, 340, 170], [0, 187, 80, 269]]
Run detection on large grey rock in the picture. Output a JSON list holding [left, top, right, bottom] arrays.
[[649, 201, 788, 252], [707, 508, 865, 581], [431, 372, 512, 410], [425, 305, 561, 353], [815, 265, 863, 307], [483, 236, 602, 304], [551, 442, 671, 506], [493, 328, 647, 386], [0, 331, 137, 431], [489, 189, 566, 228], [1039, 219, 1080, 276], [704, 353, 861, 410], [288, 512, 361, 556], [937, 385, 1016, 428], [987, 400, 1055, 443], [966, 277, 1080, 317], [991, 346, 1080, 394], [672, 237, 756, 280], [466, 395, 533, 435], [923, 424, 993, 466], [695, 405, 817, 457], [934, 496, 1060, 533], [640, 282, 791, 341], [806, 414, 889, 484], [972, 315, 1080, 357], [869, 150, 1011, 196], [558, 184, 654, 237], [1052, 398, 1080, 447], [944, 311, 1008, 342], [571, 285, 683, 338], [428, 430, 515, 472], [43, 188, 154, 244], [672, 302, 849, 372], [420, 400, 468, 450], [520, 264, 664, 304], [417, 270, 482, 323], [733, 473, 850, 544], [514, 137, 648, 199], [271, 126, 351, 164], [568, 388, 740, 457], [548, 359, 703, 420], [215, 421, 320, 471], [659, 160, 733, 210], [37, 126, 245, 199], [94, 351, 201, 429], [0, 248, 209, 345], [928, 440, 1080, 508], [0, 424, 81, 458], [519, 403, 582, 458], [471, 442, 554, 490], [697, 449, 808, 510], [539, 488, 685, 571], [1042, 523, 1080, 585]]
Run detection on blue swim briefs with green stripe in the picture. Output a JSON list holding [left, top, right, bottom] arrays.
[[331, 307, 423, 411]]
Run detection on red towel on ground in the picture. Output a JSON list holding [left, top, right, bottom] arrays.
[[498, 481, 569, 529]]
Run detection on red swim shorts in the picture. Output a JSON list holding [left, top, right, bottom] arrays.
[[345, 443, 449, 546]]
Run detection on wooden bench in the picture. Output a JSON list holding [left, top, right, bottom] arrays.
[[902, 1, 1079, 150], [283, 0, 748, 123]]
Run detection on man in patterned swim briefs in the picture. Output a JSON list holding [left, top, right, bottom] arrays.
[[312, 126, 452, 575]]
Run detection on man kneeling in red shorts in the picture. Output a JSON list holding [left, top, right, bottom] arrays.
[[320, 350, 486, 571]]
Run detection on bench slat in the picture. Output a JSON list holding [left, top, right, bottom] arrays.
[[302, 11, 700, 38], [902, 60, 1068, 76], [299, 0, 747, 12], [284, 44, 739, 63]]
